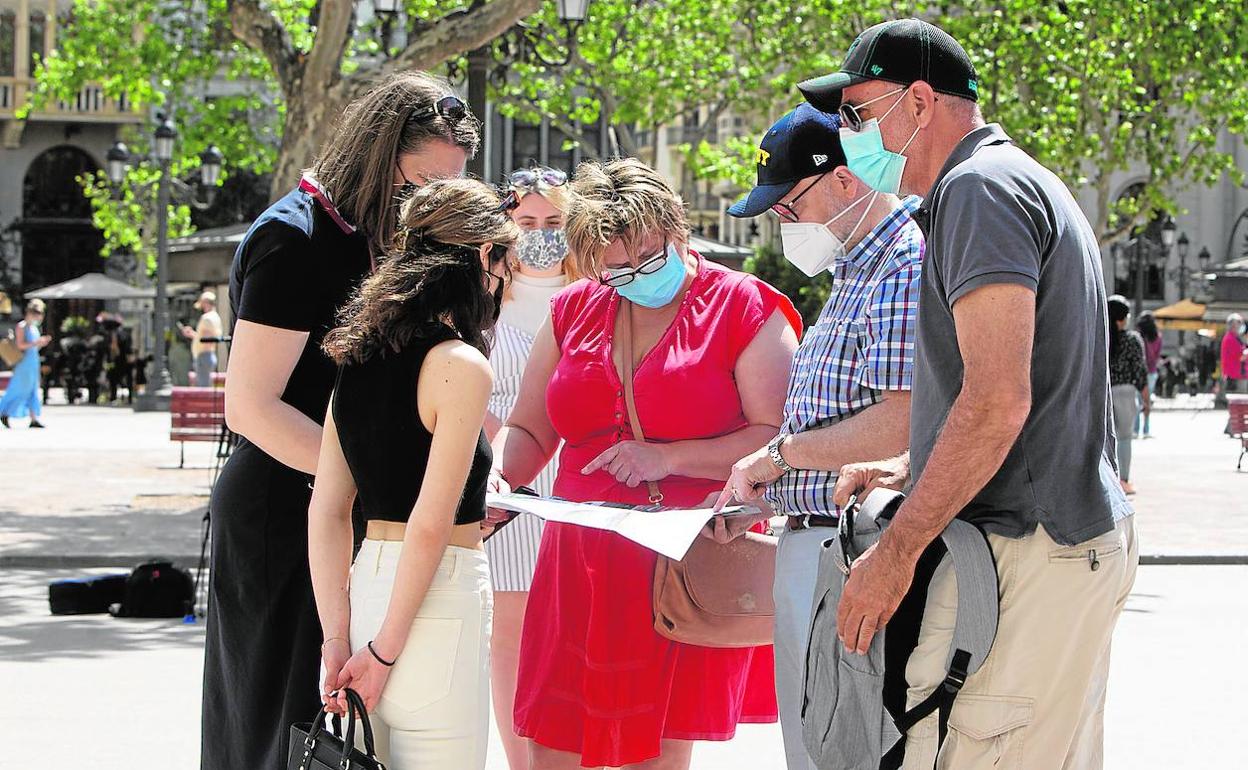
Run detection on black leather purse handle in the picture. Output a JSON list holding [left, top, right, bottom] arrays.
[[303, 688, 379, 767], [340, 688, 379, 766]]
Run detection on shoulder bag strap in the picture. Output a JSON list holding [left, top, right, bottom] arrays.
[[617, 300, 664, 504]]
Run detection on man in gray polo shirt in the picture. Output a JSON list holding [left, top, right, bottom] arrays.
[[800, 18, 1138, 769]]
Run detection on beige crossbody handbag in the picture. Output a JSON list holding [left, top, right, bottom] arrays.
[[615, 299, 777, 648], [0, 334, 23, 367]]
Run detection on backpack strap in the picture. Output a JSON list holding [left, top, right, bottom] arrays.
[[868, 494, 999, 769]]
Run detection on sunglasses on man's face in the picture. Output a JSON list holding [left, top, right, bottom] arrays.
[[838, 86, 905, 132], [408, 95, 469, 127], [600, 243, 670, 288]]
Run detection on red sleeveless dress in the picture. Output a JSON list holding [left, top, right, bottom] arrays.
[[513, 255, 801, 766]]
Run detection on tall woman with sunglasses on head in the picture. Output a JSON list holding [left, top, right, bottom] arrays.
[[202, 73, 477, 770], [485, 165, 577, 770], [493, 158, 799, 770], [311, 178, 516, 770]]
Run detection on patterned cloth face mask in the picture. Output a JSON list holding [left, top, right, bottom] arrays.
[[516, 228, 568, 271]]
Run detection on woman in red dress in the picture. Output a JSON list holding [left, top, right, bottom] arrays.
[[492, 158, 801, 769]]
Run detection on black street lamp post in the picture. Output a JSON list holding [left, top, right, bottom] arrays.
[[106, 116, 224, 411]]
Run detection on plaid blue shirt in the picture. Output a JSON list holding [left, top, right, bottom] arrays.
[[765, 195, 925, 517]]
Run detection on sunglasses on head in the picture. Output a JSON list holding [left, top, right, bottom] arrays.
[[407, 95, 469, 126], [838, 86, 906, 132], [600, 242, 669, 288], [497, 167, 568, 212], [509, 167, 568, 190]]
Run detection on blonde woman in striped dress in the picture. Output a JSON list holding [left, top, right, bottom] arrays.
[[486, 166, 575, 770]]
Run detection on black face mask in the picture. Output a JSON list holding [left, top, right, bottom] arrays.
[[489, 274, 505, 326]]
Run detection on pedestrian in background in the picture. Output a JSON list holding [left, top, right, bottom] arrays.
[[1222, 313, 1246, 435], [492, 158, 798, 769], [1108, 295, 1148, 494], [1135, 310, 1161, 437], [0, 298, 50, 429], [311, 179, 516, 770], [1222, 313, 1246, 395], [802, 17, 1137, 768], [201, 72, 480, 770], [485, 165, 577, 770], [180, 290, 222, 387], [718, 104, 924, 770]]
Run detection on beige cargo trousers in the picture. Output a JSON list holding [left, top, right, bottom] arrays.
[[902, 516, 1139, 770]]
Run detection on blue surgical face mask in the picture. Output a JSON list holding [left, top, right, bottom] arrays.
[[613, 244, 688, 308], [839, 91, 920, 195]]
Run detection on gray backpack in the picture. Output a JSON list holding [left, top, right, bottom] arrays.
[[801, 490, 999, 769]]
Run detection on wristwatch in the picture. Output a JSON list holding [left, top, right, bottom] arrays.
[[767, 434, 794, 474]]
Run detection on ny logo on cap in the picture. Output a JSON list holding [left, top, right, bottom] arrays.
[[755, 148, 771, 167], [813, 154, 829, 166]]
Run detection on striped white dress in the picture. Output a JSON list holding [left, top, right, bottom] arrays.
[[485, 278, 563, 591]]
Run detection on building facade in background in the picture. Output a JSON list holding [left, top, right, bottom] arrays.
[[0, 0, 141, 313]]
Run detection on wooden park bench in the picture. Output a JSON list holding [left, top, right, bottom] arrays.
[[1229, 394, 1248, 472], [170, 386, 230, 469]]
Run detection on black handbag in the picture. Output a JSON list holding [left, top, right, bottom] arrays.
[[287, 689, 385, 770]]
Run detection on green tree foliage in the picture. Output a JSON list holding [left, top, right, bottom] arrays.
[[939, 0, 1248, 243], [30, 0, 1248, 276], [488, 1, 883, 160], [29, 0, 545, 267]]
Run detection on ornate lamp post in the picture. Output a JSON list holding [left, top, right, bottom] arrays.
[[462, 0, 593, 179], [107, 116, 225, 411], [373, 0, 400, 50]]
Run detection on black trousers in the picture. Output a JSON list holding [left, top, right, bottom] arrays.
[[201, 442, 322, 770]]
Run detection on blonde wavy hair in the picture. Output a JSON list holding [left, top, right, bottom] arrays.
[[564, 158, 689, 279]]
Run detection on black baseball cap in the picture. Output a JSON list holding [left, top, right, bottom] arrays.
[[798, 18, 980, 112], [727, 104, 847, 219]]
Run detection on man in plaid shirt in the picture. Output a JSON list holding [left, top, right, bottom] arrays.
[[717, 103, 924, 770]]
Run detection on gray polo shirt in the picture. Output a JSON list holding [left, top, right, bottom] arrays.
[[910, 124, 1133, 546]]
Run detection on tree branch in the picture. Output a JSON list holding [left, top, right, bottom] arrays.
[[373, 0, 542, 79], [227, 0, 300, 96], [303, 0, 354, 93]]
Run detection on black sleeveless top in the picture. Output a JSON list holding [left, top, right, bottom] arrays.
[[332, 329, 491, 526]]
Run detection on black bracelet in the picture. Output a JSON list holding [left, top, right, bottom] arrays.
[[367, 640, 395, 667]]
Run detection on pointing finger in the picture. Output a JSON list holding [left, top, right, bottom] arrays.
[[582, 446, 616, 475]]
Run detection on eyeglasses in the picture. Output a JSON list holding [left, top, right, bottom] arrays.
[[769, 173, 827, 223], [838, 86, 905, 132], [509, 167, 568, 190], [407, 95, 469, 126], [600, 243, 669, 288]]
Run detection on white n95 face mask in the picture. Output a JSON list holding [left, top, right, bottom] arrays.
[[779, 189, 878, 277]]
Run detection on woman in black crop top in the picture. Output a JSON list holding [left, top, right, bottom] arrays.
[[308, 178, 518, 770], [203, 73, 481, 770]]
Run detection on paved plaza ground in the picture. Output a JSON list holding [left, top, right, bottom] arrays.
[[1, 402, 1245, 766]]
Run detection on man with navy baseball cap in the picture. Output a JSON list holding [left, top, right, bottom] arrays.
[[808, 18, 1137, 770], [718, 102, 925, 769]]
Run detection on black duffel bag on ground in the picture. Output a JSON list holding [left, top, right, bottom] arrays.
[[108, 560, 195, 618], [288, 689, 385, 770], [48, 573, 129, 615]]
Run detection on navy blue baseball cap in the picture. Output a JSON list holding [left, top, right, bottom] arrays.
[[728, 104, 847, 219]]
